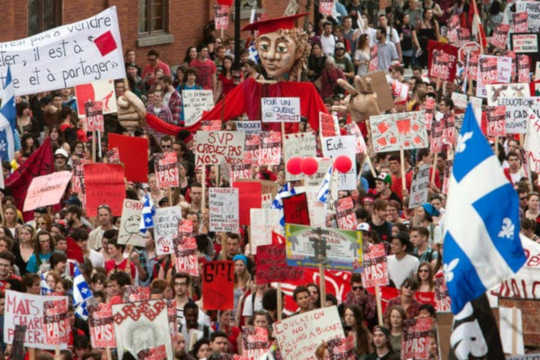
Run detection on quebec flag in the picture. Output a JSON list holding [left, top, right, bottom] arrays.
[[73, 264, 93, 319], [139, 192, 155, 232], [442, 103, 526, 314], [0, 66, 18, 161]]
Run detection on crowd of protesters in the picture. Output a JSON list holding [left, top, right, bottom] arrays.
[[0, 0, 539, 359]]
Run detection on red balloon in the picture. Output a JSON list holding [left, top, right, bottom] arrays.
[[286, 156, 303, 175], [301, 157, 319, 176], [334, 155, 352, 173]]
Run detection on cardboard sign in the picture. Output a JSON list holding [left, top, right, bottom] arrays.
[[155, 152, 179, 189], [174, 220, 199, 276], [408, 165, 430, 209], [516, 1, 540, 32], [4, 290, 69, 349], [273, 306, 345, 360], [361, 243, 388, 288], [83, 100, 105, 132], [285, 224, 362, 271], [361, 71, 393, 112], [108, 133, 149, 183], [88, 302, 116, 348], [428, 41, 458, 82], [154, 206, 182, 255], [402, 317, 435, 360], [182, 90, 214, 127], [259, 131, 281, 166], [214, 4, 230, 30], [490, 24, 510, 49], [112, 300, 173, 360], [284, 132, 317, 181], [486, 106, 506, 136], [117, 199, 145, 247], [194, 131, 245, 165], [370, 111, 428, 152], [498, 97, 540, 134], [335, 197, 357, 231], [83, 163, 125, 217], [241, 327, 271, 359], [499, 298, 540, 347], [486, 83, 530, 106], [202, 261, 234, 310], [249, 208, 282, 254], [283, 193, 310, 226], [319, 112, 339, 137], [233, 181, 262, 226], [236, 120, 261, 133], [319, 0, 334, 15], [209, 187, 239, 233], [255, 243, 304, 285], [511, 33, 539, 54], [23, 171, 71, 211], [514, 12, 529, 33], [261, 97, 301, 122], [0, 7, 125, 96]]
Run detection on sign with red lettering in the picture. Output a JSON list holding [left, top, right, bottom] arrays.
[[4, 290, 69, 350], [335, 197, 357, 230], [428, 41, 458, 82], [255, 243, 304, 285], [490, 24, 510, 49], [241, 327, 271, 359], [194, 131, 245, 166], [486, 106, 506, 136], [209, 187, 239, 233], [434, 274, 451, 312], [319, 0, 334, 15], [283, 193, 310, 226], [259, 131, 281, 166], [327, 334, 356, 360], [88, 302, 116, 348], [215, 5, 230, 30], [154, 206, 182, 255], [202, 261, 234, 310], [518, 55, 531, 83], [155, 152, 179, 189], [361, 244, 388, 288], [83, 100, 104, 132], [514, 12, 529, 33], [401, 317, 435, 360], [23, 171, 71, 212], [476, 55, 513, 97], [83, 163, 125, 217], [174, 220, 199, 276], [108, 133, 149, 183]]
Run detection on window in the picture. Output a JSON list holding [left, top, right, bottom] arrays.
[[28, 0, 62, 35], [138, 0, 168, 35]]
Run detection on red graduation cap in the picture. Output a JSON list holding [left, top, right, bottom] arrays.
[[242, 13, 308, 35]]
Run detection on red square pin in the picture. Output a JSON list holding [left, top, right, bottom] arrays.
[[94, 31, 117, 56]]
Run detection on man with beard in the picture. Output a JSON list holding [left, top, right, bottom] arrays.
[[365, 326, 399, 359], [65, 205, 91, 235]]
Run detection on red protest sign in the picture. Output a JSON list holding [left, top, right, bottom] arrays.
[[202, 261, 234, 310], [401, 317, 435, 360], [514, 12, 529, 33], [233, 181, 262, 226], [282, 193, 310, 226], [84, 100, 104, 132], [361, 244, 388, 288], [108, 133, 149, 183], [43, 298, 71, 346], [84, 163, 125, 217], [335, 197, 357, 230], [88, 302, 116, 348], [174, 220, 199, 276], [319, 0, 334, 15], [490, 24, 510, 49], [258, 131, 281, 166], [518, 54, 531, 83], [320, 112, 338, 137], [414, 291, 436, 307], [155, 152, 179, 189], [215, 5, 230, 31], [241, 327, 271, 359], [428, 41, 458, 82], [255, 244, 304, 285], [486, 106, 506, 137]]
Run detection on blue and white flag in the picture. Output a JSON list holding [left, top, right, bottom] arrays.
[[73, 264, 93, 319], [248, 44, 259, 63], [140, 192, 155, 232], [317, 165, 333, 203], [442, 103, 526, 314], [272, 183, 296, 227], [40, 272, 53, 295], [0, 66, 20, 160]]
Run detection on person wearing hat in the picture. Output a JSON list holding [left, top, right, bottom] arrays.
[[373, 172, 401, 203], [334, 42, 355, 80], [365, 326, 399, 360], [387, 232, 419, 288], [54, 147, 70, 171]]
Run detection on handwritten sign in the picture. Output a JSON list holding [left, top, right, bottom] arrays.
[[209, 187, 239, 233], [514, 12, 529, 33], [335, 197, 357, 231], [242, 327, 271, 359], [255, 243, 304, 284], [249, 208, 282, 254], [511, 33, 539, 53], [202, 261, 234, 310], [370, 111, 428, 152], [155, 152, 179, 189], [261, 97, 300, 122], [83, 163, 125, 217], [236, 120, 261, 133], [490, 24, 510, 49], [497, 97, 540, 134], [88, 302, 115, 348], [215, 4, 230, 30], [408, 165, 430, 209], [476, 55, 512, 97], [0, 7, 125, 96], [23, 171, 71, 212], [259, 131, 281, 165], [154, 206, 182, 255], [401, 318, 435, 360], [516, 1, 540, 32], [75, 79, 117, 118], [273, 306, 345, 360], [183, 90, 214, 126], [174, 220, 199, 276], [117, 199, 145, 247], [194, 131, 245, 165], [486, 106, 506, 136], [320, 135, 357, 191], [361, 244, 388, 288]]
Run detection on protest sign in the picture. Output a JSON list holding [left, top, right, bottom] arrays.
[[518, 55, 531, 83], [285, 224, 362, 271], [335, 197, 357, 231], [516, 1, 540, 32], [4, 290, 69, 349], [451, 92, 467, 111], [112, 300, 172, 360], [428, 41, 458, 82], [88, 302, 115, 348], [249, 208, 282, 254], [241, 327, 271, 359], [273, 306, 345, 360], [233, 181, 262, 226], [259, 131, 281, 165], [255, 243, 304, 285], [261, 97, 301, 122], [370, 111, 428, 152], [83, 163, 125, 217], [174, 220, 199, 276], [497, 97, 540, 134], [117, 199, 145, 247], [23, 171, 71, 211], [182, 90, 214, 127], [422, 96, 436, 130], [327, 334, 356, 360], [209, 187, 239, 233], [320, 135, 357, 190], [434, 275, 451, 312], [155, 152, 179, 189], [514, 12, 529, 33], [215, 4, 230, 30], [476, 55, 512, 97], [361, 243, 388, 288], [499, 298, 540, 347], [284, 132, 317, 181], [202, 261, 234, 310], [408, 165, 430, 209], [296, 186, 327, 227], [194, 131, 245, 165], [486, 83, 530, 106], [243, 133, 260, 165], [200, 120, 222, 131], [236, 120, 261, 133], [361, 71, 393, 112], [154, 206, 182, 255], [83, 101, 104, 132], [75, 79, 117, 118], [123, 286, 150, 303], [511, 33, 539, 54], [319, 0, 334, 15], [489, 24, 510, 49], [402, 317, 435, 360], [283, 193, 310, 226], [0, 7, 125, 96], [108, 133, 148, 183], [319, 112, 339, 137], [229, 163, 251, 184], [486, 106, 506, 137], [343, 122, 367, 154]]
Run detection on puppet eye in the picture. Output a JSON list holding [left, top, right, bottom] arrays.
[[277, 43, 288, 53]]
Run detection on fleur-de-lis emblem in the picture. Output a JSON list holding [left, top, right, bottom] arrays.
[[456, 132, 473, 153], [443, 258, 459, 283], [498, 217, 514, 239]]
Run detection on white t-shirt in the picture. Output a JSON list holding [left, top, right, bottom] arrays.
[[242, 292, 264, 317], [387, 254, 419, 288], [321, 33, 336, 56], [87, 249, 105, 269]]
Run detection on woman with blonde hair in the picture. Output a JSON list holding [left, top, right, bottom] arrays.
[[384, 305, 406, 356]]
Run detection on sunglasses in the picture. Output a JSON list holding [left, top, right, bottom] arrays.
[[418, 269, 429, 273], [352, 286, 363, 291]]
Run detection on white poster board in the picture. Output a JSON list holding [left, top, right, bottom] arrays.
[[117, 199, 145, 247], [182, 90, 214, 127], [209, 187, 239, 233], [261, 97, 301, 122], [154, 206, 182, 255]]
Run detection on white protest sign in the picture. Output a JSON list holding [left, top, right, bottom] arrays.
[[4, 290, 69, 350], [321, 136, 357, 191], [182, 90, 214, 127], [117, 199, 145, 247], [512, 33, 539, 53], [516, 2, 540, 32], [497, 97, 540, 134], [23, 171, 71, 211], [408, 165, 431, 209], [470, 96, 483, 128], [236, 121, 261, 133], [451, 92, 468, 110], [194, 131, 245, 165], [261, 97, 301, 122], [209, 187, 239, 233], [273, 306, 345, 360], [486, 83, 530, 106], [249, 208, 283, 254], [154, 206, 182, 255], [0, 7, 125, 96], [284, 132, 317, 181]]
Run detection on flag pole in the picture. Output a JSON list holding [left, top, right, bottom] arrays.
[[277, 283, 283, 321], [400, 147, 406, 193], [375, 284, 383, 326]]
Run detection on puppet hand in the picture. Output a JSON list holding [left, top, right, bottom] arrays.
[[333, 77, 381, 123]]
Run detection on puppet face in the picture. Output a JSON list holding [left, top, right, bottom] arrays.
[[256, 31, 298, 80]]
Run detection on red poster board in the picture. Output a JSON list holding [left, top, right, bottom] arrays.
[[202, 261, 234, 310], [282, 193, 310, 226], [255, 244, 304, 285], [84, 164, 125, 217], [233, 181, 262, 226], [428, 41, 459, 82], [108, 133, 149, 183]]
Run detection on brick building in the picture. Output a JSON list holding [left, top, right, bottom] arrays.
[[0, 0, 312, 68]]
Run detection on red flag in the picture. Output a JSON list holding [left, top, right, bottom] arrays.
[[469, 0, 487, 51], [66, 236, 84, 263], [6, 138, 54, 221]]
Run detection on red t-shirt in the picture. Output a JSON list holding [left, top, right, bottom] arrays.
[[105, 258, 136, 279], [190, 59, 217, 90]]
